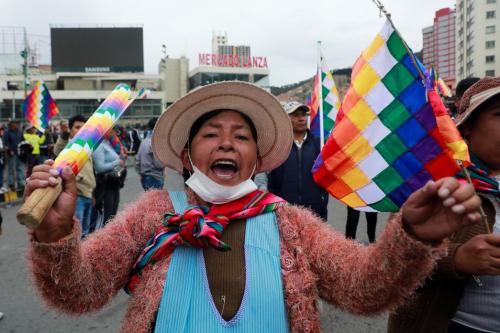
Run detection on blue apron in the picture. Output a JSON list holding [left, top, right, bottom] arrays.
[[154, 191, 289, 332]]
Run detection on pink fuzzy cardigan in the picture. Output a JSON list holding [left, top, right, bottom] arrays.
[[28, 189, 445, 333]]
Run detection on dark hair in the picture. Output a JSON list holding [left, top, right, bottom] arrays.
[[182, 110, 258, 182], [148, 117, 158, 130], [69, 115, 87, 130], [456, 77, 480, 99]]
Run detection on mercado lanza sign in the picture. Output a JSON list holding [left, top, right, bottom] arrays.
[[199, 54, 268, 68]]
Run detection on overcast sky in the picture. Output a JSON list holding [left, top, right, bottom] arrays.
[[1, 0, 454, 86]]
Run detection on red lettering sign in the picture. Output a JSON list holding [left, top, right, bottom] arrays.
[[198, 53, 268, 68]]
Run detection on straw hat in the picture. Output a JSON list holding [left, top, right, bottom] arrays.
[[456, 76, 500, 127], [152, 81, 293, 173]]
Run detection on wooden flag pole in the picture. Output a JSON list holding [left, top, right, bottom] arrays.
[[17, 183, 63, 229], [370, 0, 426, 82], [459, 162, 491, 234]]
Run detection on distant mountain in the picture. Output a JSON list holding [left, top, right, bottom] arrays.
[[271, 67, 352, 103]]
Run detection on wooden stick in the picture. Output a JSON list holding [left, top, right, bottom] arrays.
[[459, 163, 491, 234], [16, 182, 63, 229]]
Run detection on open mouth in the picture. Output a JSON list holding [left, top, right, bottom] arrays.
[[210, 159, 239, 179]]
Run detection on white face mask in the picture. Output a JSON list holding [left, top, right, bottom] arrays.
[[185, 153, 258, 204]]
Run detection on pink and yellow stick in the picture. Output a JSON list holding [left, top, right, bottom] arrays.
[[17, 83, 147, 229]]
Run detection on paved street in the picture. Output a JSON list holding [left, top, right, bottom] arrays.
[[0, 166, 388, 332]]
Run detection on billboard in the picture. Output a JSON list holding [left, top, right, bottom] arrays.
[[51, 27, 144, 73]]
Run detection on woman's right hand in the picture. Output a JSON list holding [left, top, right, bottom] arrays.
[[24, 160, 77, 243], [455, 234, 500, 275]]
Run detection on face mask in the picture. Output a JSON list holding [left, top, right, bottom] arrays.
[[185, 154, 258, 204]]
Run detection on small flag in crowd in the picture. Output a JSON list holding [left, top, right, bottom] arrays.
[[430, 67, 453, 98], [308, 45, 341, 146], [312, 20, 469, 212], [21, 81, 60, 132]]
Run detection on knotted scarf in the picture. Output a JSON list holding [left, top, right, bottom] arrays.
[[456, 153, 499, 198], [125, 190, 287, 294]]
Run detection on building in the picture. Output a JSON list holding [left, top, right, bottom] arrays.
[[189, 65, 269, 90], [0, 29, 273, 121], [422, 27, 435, 71], [0, 72, 163, 121], [422, 8, 456, 87], [212, 32, 228, 55], [159, 56, 189, 106], [456, 0, 500, 79], [0, 25, 163, 121], [190, 34, 270, 90]]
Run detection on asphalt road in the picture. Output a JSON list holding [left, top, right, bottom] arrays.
[[0, 167, 389, 332]]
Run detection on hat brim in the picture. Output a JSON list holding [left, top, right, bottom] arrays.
[[152, 81, 293, 173], [456, 86, 500, 126]]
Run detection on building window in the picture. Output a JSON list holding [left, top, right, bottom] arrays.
[[486, 40, 496, 48], [487, 0, 496, 4], [486, 11, 496, 18], [486, 25, 496, 33], [486, 55, 495, 63], [485, 70, 495, 76]]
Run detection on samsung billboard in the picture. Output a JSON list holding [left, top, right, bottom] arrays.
[[51, 27, 144, 73]]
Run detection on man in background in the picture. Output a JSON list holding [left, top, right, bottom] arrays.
[[23, 125, 45, 176], [55, 115, 96, 238], [3, 120, 25, 190], [136, 117, 164, 190], [267, 101, 328, 220]]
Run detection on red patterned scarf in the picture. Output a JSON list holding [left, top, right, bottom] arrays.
[[125, 190, 287, 294]]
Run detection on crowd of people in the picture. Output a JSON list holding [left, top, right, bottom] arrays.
[[0, 118, 149, 237], [17, 75, 499, 333]]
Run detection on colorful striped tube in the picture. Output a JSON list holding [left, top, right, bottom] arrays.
[[53, 83, 135, 174]]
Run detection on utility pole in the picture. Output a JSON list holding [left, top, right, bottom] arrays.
[[21, 28, 29, 97]]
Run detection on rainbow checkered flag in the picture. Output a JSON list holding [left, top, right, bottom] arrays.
[[312, 20, 469, 212], [309, 48, 341, 145], [21, 81, 59, 132]]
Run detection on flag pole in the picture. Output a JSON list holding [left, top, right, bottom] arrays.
[[372, 0, 488, 233], [459, 161, 491, 233], [317, 41, 324, 148], [370, 0, 426, 82]]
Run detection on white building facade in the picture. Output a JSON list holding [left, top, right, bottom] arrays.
[[456, 0, 500, 79]]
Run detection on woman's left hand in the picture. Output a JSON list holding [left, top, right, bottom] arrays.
[[402, 177, 482, 243]]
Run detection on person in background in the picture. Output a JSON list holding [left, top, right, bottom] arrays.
[[0, 125, 7, 193], [388, 76, 500, 333], [135, 117, 164, 190], [23, 125, 46, 177], [92, 129, 125, 227], [107, 128, 128, 189], [448, 77, 481, 118], [58, 119, 70, 141], [39, 125, 55, 162], [0, 205, 3, 321], [345, 207, 378, 243], [54, 115, 96, 238], [268, 101, 328, 220], [127, 127, 142, 155], [3, 120, 25, 190]]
